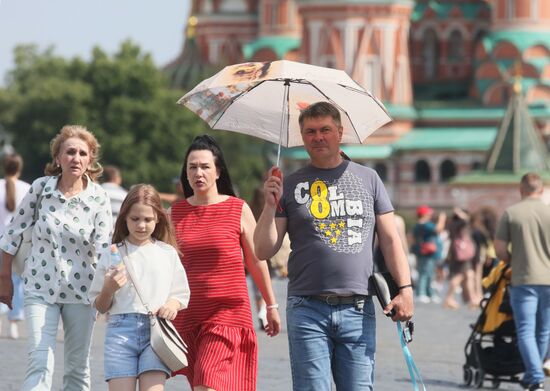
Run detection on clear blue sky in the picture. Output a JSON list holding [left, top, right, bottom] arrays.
[[0, 0, 191, 85]]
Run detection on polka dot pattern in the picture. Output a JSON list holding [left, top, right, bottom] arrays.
[[0, 175, 112, 304]]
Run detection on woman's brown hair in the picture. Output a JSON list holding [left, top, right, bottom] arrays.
[[112, 184, 178, 249], [3, 153, 23, 212], [44, 125, 103, 181]]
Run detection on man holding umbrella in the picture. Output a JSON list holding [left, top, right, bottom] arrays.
[[254, 102, 414, 390]]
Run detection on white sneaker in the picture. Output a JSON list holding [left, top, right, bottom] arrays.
[[430, 296, 442, 304], [9, 322, 19, 340], [417, 295, 430, 304], [543, 359, 550, 376]]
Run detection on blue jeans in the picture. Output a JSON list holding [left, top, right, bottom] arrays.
[[22, 295, 96, 391], [510, 285, 550, 385], [416, 255, 437, 297], [286, 296, 376, 391]]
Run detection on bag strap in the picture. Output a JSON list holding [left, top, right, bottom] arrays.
[[120, 242, 153, 316], [397, 322, 427, 391]]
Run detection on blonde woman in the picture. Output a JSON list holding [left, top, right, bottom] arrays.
[[0, 125, 112, 391]]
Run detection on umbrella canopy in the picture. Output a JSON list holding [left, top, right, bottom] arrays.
[[179, 60, 392, 149]]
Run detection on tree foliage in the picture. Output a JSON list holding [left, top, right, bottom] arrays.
[[0, 42, 270, 200]]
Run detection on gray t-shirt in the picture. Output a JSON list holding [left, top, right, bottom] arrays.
[[495, 198, 550, 286], [277, 160, 393, 296]]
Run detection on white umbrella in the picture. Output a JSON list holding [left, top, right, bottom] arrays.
[[178, 60, 392, 164]]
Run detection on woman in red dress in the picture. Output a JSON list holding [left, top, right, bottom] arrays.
[[171, 135, 281, 391]]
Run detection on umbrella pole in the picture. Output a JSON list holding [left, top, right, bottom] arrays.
[[276, 79, 291, 167]]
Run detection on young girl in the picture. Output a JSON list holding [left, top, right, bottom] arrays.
[[89, 184, 190, 391]]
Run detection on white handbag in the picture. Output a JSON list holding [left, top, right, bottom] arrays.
[[121, 244, 188, 372], [12, 192, 44, 276]]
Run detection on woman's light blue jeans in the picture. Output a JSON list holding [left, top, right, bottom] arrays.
[[22, 295, 96, 391], [286, 295, 376, 391], [510, 285, 550, 385]]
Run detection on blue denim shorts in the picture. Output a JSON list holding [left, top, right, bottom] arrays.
[[104, 313, 170, 381]]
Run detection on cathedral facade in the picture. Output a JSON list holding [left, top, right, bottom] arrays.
[[174, 0, 550, 213]]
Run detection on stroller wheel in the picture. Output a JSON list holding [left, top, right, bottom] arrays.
[[463, 367, 474, 386], [473, 369, 485, 388]]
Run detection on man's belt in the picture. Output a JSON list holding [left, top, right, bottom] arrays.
[[309, 294, 368, 305]]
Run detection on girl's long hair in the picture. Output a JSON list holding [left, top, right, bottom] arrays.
[[180, 134, 236, 198], [112, 184, 177, 249]]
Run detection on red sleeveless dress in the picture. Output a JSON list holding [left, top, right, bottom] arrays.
[[171, 197, 257, 391]]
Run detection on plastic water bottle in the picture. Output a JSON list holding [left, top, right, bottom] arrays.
[[110, 244, 122, 269]]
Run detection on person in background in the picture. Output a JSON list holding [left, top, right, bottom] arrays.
[[101, 165, 128, 221], [470, 207, 498, 298], [159, 177, 186, 208], [443, 211, 478, 309], [373, 214, 409, 278], [0, 125, 112, 391], [0, 153, 30, 339], [412, 205, 446, 304], [249, 183, 291, 329], [432, 221, 451, 299], [494, 173, 550, 391], [254, 102, 413, 391], [171, 135, 280, 391], [248, 184, 271, 329]]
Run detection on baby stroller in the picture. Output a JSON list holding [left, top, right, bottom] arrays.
[[463, 261, 524, 388]]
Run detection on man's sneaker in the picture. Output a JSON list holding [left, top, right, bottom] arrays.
[[523, 382, 544, 391]]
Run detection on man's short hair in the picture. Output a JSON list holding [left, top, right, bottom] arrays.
[[103, 165, 121, 183], [299, 102, 342, 130], [520, 172, 543, 195]]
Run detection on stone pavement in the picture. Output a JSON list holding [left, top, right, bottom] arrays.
[[1, 278, 548, 390]]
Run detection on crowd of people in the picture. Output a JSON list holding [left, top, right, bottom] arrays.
[[410, 204, 496, 310], [408, 178, 550, 390], [0, 101, 548, 391]]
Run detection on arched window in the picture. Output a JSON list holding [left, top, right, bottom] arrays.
[[374, 162, 388, 182], [440, 159, 457, 182], [422, 28, 439, 80], [448, 30, 464, 62], [415, 160, 431, 183]]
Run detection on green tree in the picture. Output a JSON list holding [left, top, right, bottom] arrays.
[[0, 42, 271, 199]]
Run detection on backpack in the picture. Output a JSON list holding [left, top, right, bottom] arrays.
[[452, 235, 475, 262]]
